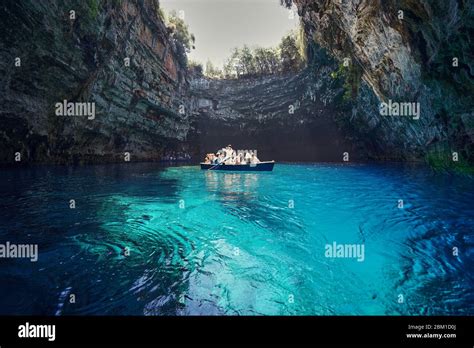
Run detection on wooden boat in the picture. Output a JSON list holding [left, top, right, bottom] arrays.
[[200, 161, 275, 171]]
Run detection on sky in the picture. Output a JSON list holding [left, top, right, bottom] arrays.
[[159, 0, 299, 68]]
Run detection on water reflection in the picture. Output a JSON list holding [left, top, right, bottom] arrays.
[[204, 171, 260, 202]]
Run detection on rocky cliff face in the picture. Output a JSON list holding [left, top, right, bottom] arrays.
[[294, 0, 474, 165], [192, 0, 473, 165], [0, 0, 193, 164], [1, 0, 472, 166]]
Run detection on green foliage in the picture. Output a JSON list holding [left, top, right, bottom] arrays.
[[331, 62, 362, 101], [253, 47, 279, 75], [221, 30, 306, 79], [188, 60, 204, 77], [279, 32, 302, 73], [239, 45, 256, 75], [157, 7, 166, 22], [163, 10, 195, 68], [77, 0, 101, 35], [86, 0, 100, 20], [204, 60, 223, 79], [167, 10, 195, 53], [223, 48, 242, 78], [425, 148, 474, 174]]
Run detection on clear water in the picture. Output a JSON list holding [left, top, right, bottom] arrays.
[[0, 163, 473, 315]]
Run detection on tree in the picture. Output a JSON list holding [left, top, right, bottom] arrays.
[[167, 10, 194, 52], [253, 47, 267, 75], [279, 32, 302, 73], [205, 60, 223, 79], [166, 10, 195, 67], [219, 30, 306, 79], [223, 57, 235, 78], [263, 48, 279, 74], [223, 48, 242, 78], [188, 60, 204, 77], [239, 45, 256, 77]]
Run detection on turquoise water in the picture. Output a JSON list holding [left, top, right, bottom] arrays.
[[0, 163, 473, 315]]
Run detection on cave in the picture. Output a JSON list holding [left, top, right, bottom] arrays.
[[0, 0, 473, 327]]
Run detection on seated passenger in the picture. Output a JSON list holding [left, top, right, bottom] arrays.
[[250, 153, 260, 164], [244, 151, 252, 164], [219, 152, 226, 163], [208, 153, 216, 164]]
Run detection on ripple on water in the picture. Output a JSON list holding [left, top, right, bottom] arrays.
[[0, 163, 472, 315]]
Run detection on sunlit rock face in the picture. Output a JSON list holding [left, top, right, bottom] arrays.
[[0, 0, 192, 164], [294, 0, 474, 163]]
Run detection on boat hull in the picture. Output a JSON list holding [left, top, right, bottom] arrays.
[[200, 161, 274, 171]]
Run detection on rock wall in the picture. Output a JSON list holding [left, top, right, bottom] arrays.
[[0, 0, 193, 164], [294, 0, 474, 165], [1, 0, 472, 166]]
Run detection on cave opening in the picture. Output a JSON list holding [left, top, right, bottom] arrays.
[[157, 0, 354, 162]]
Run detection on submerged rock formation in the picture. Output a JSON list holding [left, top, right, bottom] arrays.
[[293, 0, 474, 165], [0, 0, 193, 163]]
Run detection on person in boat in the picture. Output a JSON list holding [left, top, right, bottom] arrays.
[[218, 145, 230, 164], [225, 155, 234, 165], [208, 153, 217, 164], [250, 153, 261, 164], [216, 149, 223, 162], [224, 145, 233, 159], [244, 151, 252, 164], [231, 150, 239, 164], [218, 151, 226, 163]]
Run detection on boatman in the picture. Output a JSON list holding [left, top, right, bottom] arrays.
[[225, 145, 233, 158], [223, 145, 233, 164], [244, 151, 252, 164]]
